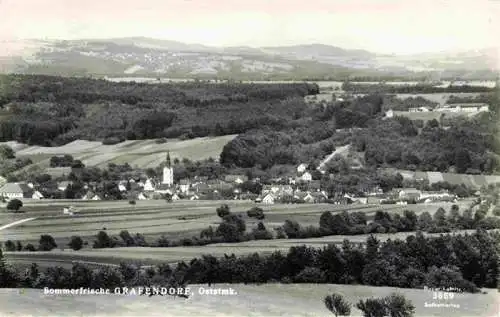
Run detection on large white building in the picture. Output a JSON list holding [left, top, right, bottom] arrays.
[[162, 152, 174, 186], [0, 182, 35, 199]]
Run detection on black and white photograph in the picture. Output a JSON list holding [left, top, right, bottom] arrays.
[[0, 0, 499, 316]]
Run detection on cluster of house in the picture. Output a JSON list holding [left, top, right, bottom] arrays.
[[0, 153, 459, 206], [385, 103, 489, 118]]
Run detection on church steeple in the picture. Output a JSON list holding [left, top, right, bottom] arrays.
[[166, 152, 171, 167]]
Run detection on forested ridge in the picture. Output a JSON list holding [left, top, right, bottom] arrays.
[[0, 74, 319, 145], [0, 74, 499, 174]]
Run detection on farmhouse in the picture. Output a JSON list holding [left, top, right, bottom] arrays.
[[179, 179, 191, 193], [0, 182, 34, 199]]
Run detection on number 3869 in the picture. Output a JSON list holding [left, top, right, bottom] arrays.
[[433, 292, 454, 300]]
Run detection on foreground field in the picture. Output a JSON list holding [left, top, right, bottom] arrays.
[[0, 134, 237, 170], [0, 284, 497, 317]]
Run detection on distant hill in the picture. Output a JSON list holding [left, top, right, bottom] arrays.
[[0, 37, 497, 80]]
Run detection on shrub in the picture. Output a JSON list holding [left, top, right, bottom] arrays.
[[4, 240, 16, 251], [93, 231, 116, 249], [324, 293, 352, 317], [23, 243, 36, 252], [16, 241, 22, 251], [6, 199, 23, 212], [216, 204, 231, 218], [38, 235, 57, 251], [356, 298, 387, 317], [68, 236, 84, 251], [129, 200, 136, 205], [247, 207, 265, 220], [384, 293, 415, 317]]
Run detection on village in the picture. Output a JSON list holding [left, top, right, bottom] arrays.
[[0, 151, 461, 212]]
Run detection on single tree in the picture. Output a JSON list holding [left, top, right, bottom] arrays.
[[68, 236, 84, 251], [4, 240, 16, 252], [38, 235, 57, 251], [324, 293, 352, 316], [6, 199, 23, 212], [216, 204, 231, 218]]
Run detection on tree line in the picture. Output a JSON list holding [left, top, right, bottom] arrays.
[[1, 229, 498, 292]]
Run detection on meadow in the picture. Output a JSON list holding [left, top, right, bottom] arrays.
[[0, 134, 237, 170], [1, 199, 474, 268], [0, 283, 497, 317]]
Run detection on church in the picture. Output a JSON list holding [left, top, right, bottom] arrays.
[[154, 152, 175, 194]]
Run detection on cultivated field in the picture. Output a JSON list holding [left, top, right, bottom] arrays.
[[383, 168, 500, 188], [1, 199, 475, 268], [0, 135, 237, 170], [0, 284, 497, 317]]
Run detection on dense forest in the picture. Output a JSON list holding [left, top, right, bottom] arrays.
[[0, 74, 319, 145], [1, 74, 499, 175]]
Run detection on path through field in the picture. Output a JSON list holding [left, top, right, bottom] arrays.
[[0, 217, 36, 231]]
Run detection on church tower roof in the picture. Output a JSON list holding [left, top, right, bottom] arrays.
[[166, 151, 171, 168]]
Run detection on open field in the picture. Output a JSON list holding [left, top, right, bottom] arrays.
[[1, 199, 477, 268], [0, 284, 497, 317], [392, 110, 477, 122], [5, 228, 497, 269], [0, 200, 471, 245], [383, 168, 500, 188], [0, 135, 237, 170]]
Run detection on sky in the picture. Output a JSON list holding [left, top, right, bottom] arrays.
[[0, 0, 498, 54]]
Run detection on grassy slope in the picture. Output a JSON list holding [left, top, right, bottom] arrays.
[[0, 135, 237, 171], [0, 284, 497, 317]]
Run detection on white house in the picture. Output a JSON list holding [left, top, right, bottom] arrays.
[[0, 183, 33, 199], [31, 191, 44, 200], [118, 183, 128, 192], [179, 179, 191, 193], [144, 179, 156, 191], [385, 109, 394, 118], [262, 193, 275, 204], [300, 172, 313, 182], [297, 163, 308, 174]]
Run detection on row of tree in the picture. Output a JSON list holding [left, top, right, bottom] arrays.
[[2, 230, 498, 291]]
